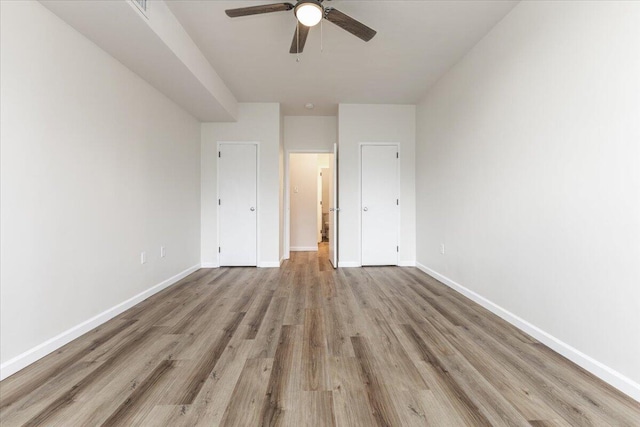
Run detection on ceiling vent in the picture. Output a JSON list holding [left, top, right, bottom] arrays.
[[131, 0, 148, 17]]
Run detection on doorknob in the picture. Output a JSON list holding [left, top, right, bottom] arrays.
[[250, 207, 255, 211], [363, 207, 368, 212], [329, 208, 334, 212]]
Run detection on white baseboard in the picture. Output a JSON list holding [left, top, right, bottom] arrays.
[[415, 262, 640, 402], [0, 263, 201, 381], [338, 261, 361, 268], [338, 261, 415, 267], [200, 262, 219, 268], [279, 256, 285, 266], [258, 261, 280, 268], [290, 246, 318, 252], [398, 260, 416, 267]]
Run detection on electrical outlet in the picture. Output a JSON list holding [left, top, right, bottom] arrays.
[[160, 246, 166, 258], [440, 244, 445, 255], [141, 251, 147, 264]]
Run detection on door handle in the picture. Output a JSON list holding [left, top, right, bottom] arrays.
[[329, 208, 334, 212], [250, 207, 255, 211], [363, 207, 368, 212]]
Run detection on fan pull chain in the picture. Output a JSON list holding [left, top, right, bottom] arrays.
[[321, 18, 323, 52], [296, 22, 300, 62]]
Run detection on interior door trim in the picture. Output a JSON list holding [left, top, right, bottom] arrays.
[[284, 148, 334, 261]]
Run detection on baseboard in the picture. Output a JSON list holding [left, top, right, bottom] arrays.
[[258, 261, 280, 268], [338, 261, 415, 267], [279, 256, 285, 266], [415, 262, 640, 402], [0, 263, 200, 381], [338, 261, 361, 268], [200, 262, 219, 268], [290, 246, 318, 252]]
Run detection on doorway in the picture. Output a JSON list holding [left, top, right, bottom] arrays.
[[287, 150, 337, 267]]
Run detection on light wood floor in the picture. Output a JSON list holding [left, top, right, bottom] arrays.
[[1, 245, 639, 426]]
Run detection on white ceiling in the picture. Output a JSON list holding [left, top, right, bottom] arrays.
[[166, 0, 518, 116]]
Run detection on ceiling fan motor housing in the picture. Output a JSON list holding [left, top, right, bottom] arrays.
[[294, 0, 324, 27]]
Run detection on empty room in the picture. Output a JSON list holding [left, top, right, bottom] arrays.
[[1, 0, 639, 425]]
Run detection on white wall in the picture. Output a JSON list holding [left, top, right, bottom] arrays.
[[201, 103, 281, 267], [279, 112, 285, 262], [284, 116, 337, 151], [0, 1, 201, 376], [415, 1, 640, 399], [290, 154, 319, 251], [338, 104, 416, 267]]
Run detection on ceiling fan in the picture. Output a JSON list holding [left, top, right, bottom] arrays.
[[225, 0, 376, 54]]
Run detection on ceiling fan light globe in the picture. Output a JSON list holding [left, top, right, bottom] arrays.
[[295, 2, 323, 27]]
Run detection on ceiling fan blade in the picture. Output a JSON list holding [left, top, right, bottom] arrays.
[[324, 8, 376, 42], [289, 22, 310, 54], [225, 3, 294, 18]]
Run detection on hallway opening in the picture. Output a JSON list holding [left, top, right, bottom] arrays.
[[287, 152, 336, 266]]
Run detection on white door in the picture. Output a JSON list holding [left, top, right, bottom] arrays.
[[361, 144, 398, 266], [218, 143, 257, 266], [328, 145, 338, 268]]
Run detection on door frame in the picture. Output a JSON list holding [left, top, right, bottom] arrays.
[[284, 149, 333, 260], [217, 141, 260, 267], [359, 142, 401, 266]]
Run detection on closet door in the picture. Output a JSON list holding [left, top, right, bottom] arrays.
[[361, 144, 398, 266], [218, 143, 257, 266]]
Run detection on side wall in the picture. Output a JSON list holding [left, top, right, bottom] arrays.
[[415, 1, 640, 398], [201, 103, 281, 267], [338, 104, 416, 267], [0, 1, 201, 377]]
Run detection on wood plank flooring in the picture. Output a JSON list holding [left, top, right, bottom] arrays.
[[1, 244, 639, 426]]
